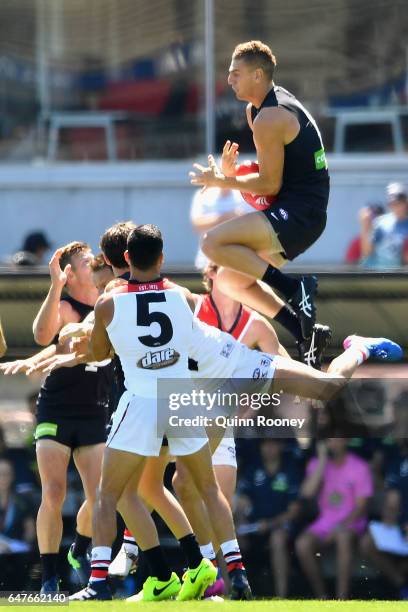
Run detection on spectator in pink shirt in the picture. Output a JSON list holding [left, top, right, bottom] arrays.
[[295, 438, 373, 599]]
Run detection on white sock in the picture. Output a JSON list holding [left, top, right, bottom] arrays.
[[344, 345, 370, 366], [90, 546, 111, 583], [220, 538, 240, 556], [199, 543, 216, 561]]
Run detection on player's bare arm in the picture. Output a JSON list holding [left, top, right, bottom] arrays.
[[190, 109, 289, 196], [0, 318, 6, 358], [243, 314, 289, 357], [28, 339, 98, 375], [0, 343, 57, 375], [59, 321, 93, 344], [33, 248, 78, 345], [89, 294, 113, 361], [58, 305, 95, 344], [58, 279, 124, 344]]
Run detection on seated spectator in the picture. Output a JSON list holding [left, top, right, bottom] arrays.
[[0, 458, 37, 590], [360, 183, 408, 268], [344, 204, 384, 264], [190, 186, 252, 269], [11, 231, 51, 266], [0, 458, 36, 550], [0, 425, 38, 494], [295, 438, 373, 599], [235, 439, 303, 597], [360, 437, 408, 598]]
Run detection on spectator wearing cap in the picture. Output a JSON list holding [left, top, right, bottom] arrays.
[[12, 231, 52, 266], [360, 183, 408, 268]]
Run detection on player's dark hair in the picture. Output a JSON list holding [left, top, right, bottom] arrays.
[[127, 225, 163, 270], [233, 40, 277, 81], [100, 221, 136, 269]]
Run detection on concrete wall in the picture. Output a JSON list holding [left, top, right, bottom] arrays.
[[0, 155, 407, 266]]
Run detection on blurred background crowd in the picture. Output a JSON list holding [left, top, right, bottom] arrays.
[[2, 393, 408, 599], [1, 0, 408, 599]]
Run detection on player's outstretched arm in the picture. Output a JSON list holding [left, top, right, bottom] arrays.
[[0, 344, 57, 375], [27, 350, 90, 375]]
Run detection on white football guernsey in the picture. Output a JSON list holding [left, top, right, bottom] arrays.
[[106, 278, 242, 396]]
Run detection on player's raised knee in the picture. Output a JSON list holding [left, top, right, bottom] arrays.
[[201, 230, 220, 260]]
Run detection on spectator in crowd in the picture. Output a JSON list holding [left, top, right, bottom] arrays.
[[360, 183, 408, 268], [11, 231, 52, 266], [0, 458, 36, 549], [190, 186, 252, 269], [344, 204, 384, 265], [0, 458, 37, 590], [0, 425, 37, 494], [0, 317, 6, 358], [360, 438, 408, 598], [235, 439, 303, 597], [295, 438, 373, 599]]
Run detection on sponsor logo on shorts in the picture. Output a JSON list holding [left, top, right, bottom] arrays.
[[220, 342, 234, 358], [314, 147, 327, 170], [279, 208, 288, 220], [253, 364, 270, 380], [35, 422, 58, 439], [228, 446, 236, 458], [138, 348, 180, 369]]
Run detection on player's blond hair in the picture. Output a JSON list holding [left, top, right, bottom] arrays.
[[202, 262, 219, 292], [90, 253, 111, 273], [232, 40, 276, 81], [60, 241, 90, 271]]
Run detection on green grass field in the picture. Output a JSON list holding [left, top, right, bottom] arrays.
[[7, 601, 400, 611]]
